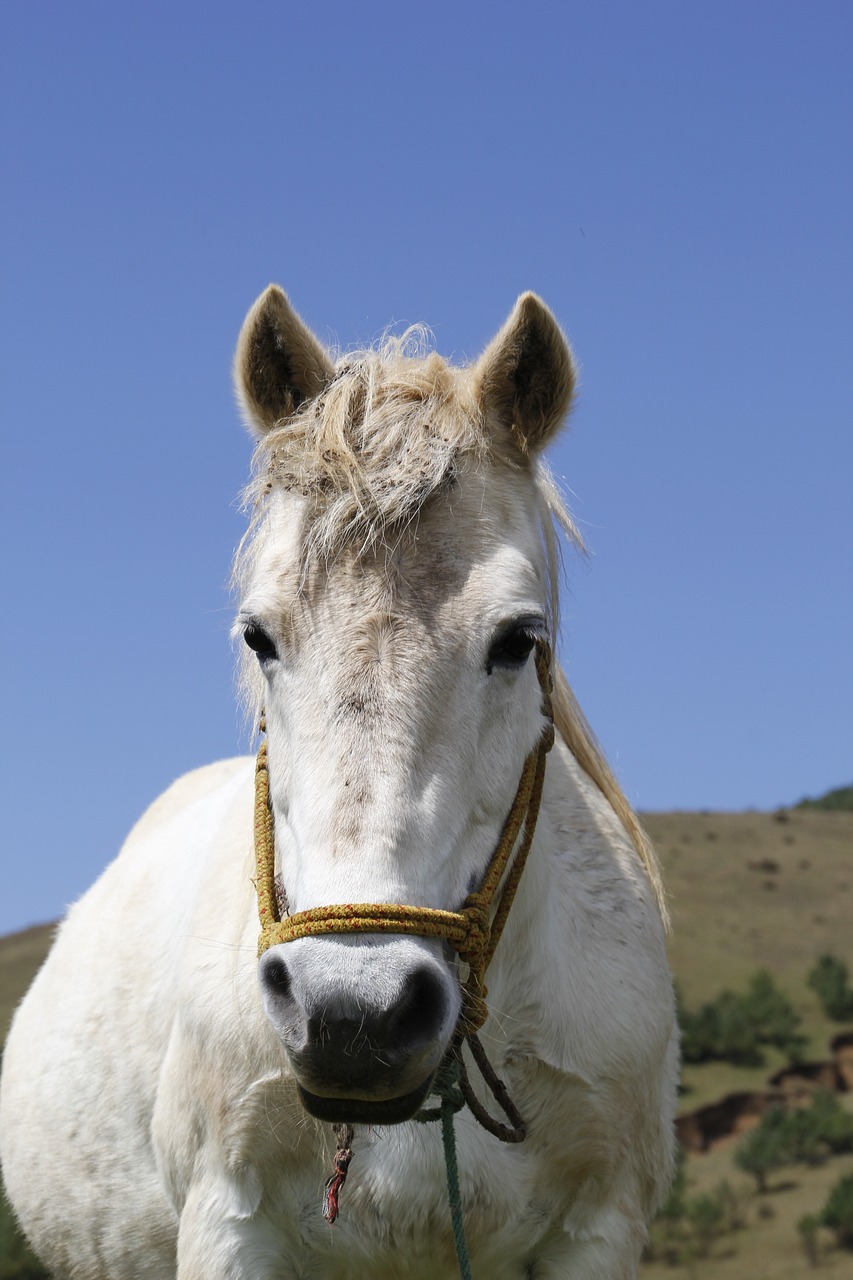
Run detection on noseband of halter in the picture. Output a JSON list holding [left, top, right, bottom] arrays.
[[253, 642, 555, 1041]]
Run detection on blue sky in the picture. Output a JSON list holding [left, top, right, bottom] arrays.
[[2, 2, 851, 935]]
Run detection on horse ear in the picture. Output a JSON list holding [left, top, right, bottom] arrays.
[[234, 285, 335, 435], [474, 293, 576, 454]]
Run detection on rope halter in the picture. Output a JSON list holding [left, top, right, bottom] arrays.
[[252, 640, 555, 1131]]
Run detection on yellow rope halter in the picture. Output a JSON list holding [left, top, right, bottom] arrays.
[[253, 643, 554, 1037]]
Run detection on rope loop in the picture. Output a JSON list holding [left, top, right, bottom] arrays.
[[453, 894, 490, 972]]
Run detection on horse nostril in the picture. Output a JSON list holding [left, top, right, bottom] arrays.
[[261, 955, 293, 1002], [389, 966, 448, 1054]]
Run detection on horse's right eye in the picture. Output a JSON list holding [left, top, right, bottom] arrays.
[[243, 625, 277, 661]]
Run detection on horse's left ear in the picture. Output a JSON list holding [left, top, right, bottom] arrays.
[[474, 293, 576, 454]]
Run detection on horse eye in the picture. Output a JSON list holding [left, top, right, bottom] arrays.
[[486, 623, 539, 673], [243, 624, 277, 661]]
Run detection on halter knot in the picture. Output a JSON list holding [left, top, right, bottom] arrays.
[[454, 894, 490, 972]]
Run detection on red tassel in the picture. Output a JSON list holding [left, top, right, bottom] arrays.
[[322, 1129, 353, 1224]]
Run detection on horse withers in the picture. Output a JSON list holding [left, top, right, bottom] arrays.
[[0, 287, 678, 1279]]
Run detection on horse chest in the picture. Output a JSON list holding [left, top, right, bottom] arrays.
[[229, 1162, 561, 1280], [197, 1076, 607, 1280]]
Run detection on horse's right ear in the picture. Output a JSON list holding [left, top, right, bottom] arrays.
[[234, 285, 335, 436]]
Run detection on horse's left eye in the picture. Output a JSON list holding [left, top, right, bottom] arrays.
[[486, 622, 539, 673]]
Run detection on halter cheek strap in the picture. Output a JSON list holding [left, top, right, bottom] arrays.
[[253, 642, 554, 1041]]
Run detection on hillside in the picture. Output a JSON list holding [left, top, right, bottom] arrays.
[[645, 805, 853, 1013], [643, 805, 853, 1276], [0, 924, 54, 1046]]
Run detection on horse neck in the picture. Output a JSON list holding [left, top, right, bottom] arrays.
[[483, 736, 640, 1051]]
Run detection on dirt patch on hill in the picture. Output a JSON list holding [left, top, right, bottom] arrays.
[[678, 1033, 853, 1152]]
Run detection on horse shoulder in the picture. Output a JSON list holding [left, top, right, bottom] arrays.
[[0, 756, 258, 1278]]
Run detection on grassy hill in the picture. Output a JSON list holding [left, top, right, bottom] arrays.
[[0, 925, 54, 1047], [641, 804, 853, 1276], [0, 925, 54, 1278], [1, 802, 851, 1275], [645, 805, 853, 1108]]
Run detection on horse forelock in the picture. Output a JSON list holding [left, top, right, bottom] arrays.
[[231, 336, 667, 924], [251, 336, 488, 557]]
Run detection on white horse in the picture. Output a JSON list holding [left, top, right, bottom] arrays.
[[1, 287, 678, 1279]]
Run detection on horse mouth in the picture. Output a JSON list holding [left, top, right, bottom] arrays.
[[296, 1073, 435, 1125]]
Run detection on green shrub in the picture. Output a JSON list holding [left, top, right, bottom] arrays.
[[797, 784, 853, 811], [685, 1191, 724, 1257], [821, 1172, 853, 1249], [733, 1092, 853, 1193], [807, 953, 853, 1021], [680, 991, 763, 1066], [679, 969, 804, 1066], [734, 1108, 793, 1192], [743, 969, 805, 1058], [646, 1174, 745, 1265], [798, 1089, 853, 1157], [708, 1178, 746, 1233], [797, 1212, 821, 1267]]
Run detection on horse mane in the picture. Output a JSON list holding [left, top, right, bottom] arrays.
[[233, 336, 668, 926]]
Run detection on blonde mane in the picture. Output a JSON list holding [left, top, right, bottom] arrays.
[[233, 339, 668, 925]]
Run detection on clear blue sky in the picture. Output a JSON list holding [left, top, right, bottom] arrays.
[[2, 2, 851, 935]]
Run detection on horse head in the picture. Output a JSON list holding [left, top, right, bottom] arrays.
[[232, 286, 575, 1125]]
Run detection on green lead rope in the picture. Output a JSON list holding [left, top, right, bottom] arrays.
[[440, 1090, 474, 1280], [416, 1055, 474, 1280]]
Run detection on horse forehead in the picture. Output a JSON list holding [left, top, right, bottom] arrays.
[[248, 466, 543, 628], [324, 520, 541, 631]]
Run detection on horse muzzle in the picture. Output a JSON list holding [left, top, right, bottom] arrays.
[[259, 938, 457, 1124]]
